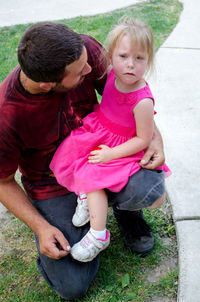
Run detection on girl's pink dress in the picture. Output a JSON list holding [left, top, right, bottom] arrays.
[[50, 69, 170, 195]]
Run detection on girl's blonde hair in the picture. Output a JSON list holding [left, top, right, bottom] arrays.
[[105, 17, 155, 76]]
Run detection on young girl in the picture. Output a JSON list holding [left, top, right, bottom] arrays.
[[50, 18, 170, 262]]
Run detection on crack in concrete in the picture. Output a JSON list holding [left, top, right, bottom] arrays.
[[161, 46, 200, 50], [175, 217, 200, 222]]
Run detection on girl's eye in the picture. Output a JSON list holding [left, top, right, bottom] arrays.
[[120, 54, 127, 58], [137, 56, 143, 60]]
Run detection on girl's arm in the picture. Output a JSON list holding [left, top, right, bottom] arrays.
[[89, 98, 154, 163]]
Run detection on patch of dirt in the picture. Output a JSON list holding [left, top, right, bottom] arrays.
[[0, 204, 13, 225], [148, 298, 175, 302], [0, 170, 22, 254], [146, 256, 178, 283], [0, 207, 14, 255], [144, 237, 178, 302], [144, 198, 178, 302]]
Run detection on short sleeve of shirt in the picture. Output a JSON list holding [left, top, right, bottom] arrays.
[[0, 113, 21, 178]]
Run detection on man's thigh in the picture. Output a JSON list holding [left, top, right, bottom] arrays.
[[31, 193, 99, 300], [107, 168, 165, 210]]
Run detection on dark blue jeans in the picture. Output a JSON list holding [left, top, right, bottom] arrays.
[[31, 169, 165, 300]]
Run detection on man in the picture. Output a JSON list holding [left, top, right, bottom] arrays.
[[0, 22, 166, 300]]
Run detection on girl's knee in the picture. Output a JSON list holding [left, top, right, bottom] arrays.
[[147, 192, 166, 210]]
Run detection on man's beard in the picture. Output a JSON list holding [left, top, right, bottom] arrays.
[[53, 76, 85, 92]]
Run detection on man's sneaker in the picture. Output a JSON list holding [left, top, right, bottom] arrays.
[[72, 196, 90, 227], [113, 207, 154, 257], [71, 230, 110, 262]]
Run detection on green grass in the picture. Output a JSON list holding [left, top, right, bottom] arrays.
[[0, 0, 182, 82], [0, 0, 182, 300], [0, 204, 178, 302]]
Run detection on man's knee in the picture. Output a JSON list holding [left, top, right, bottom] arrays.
[[38, 258, 96, 301], [55, 281, 89, 300], [36, 253, 100, 301], [108, 169, 166, 210], [147, 192, 166, 210]]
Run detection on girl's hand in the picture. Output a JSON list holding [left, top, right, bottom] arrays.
[[88, 145, 114, 163]]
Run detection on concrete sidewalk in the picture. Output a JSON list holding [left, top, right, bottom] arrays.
[[0, 0, 200, 301], [150, 0, 200, 300], [0, 0, 144, 27]]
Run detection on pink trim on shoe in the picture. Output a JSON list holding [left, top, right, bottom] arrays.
[[97, 230, 110, 241], [71, 229, 110, 262]]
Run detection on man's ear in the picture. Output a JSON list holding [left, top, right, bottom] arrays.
[[39, 82, 55, 92]]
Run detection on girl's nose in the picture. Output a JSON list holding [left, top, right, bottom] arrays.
[[127, 58, 135, 68]]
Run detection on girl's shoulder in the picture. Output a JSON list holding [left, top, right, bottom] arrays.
[[116, 82, 155, 108], [132, 83, 155, 108], [135, 82, 154, 104]]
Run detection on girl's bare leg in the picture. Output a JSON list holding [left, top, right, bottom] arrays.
[[70, 189, 110, 262], [87, 189, 108, 231]]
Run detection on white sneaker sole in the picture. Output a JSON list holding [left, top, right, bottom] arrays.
[[72, 216, 90, 227]]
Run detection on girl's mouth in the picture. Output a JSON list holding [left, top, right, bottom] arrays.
[[125, 72, 135, 76]]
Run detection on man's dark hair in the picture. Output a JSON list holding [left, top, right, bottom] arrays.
[[18, 22, 84, 82]]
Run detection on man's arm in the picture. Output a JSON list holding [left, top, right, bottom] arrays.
[[140, 123, 165, 169], [0, 174, 71, 259]]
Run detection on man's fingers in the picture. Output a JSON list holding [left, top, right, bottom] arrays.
[[140, 160, 155, 170], [40, 243, 60, 259], [140, 151, 165, 170], [39, 226, 71, 259], [140, 149, 153, 167], [43, 241, 70, 260], [48, 246, 66, 259], [55, 232, 71, 253]]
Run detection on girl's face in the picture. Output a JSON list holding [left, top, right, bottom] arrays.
[[111, 34, 148, 92]]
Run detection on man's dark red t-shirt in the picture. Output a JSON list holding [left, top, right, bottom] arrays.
[[0, 35, 107, 200]]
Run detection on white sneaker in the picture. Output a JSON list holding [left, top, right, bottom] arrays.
[[71, 230, 110, 262], [72, 196, 90, 227]]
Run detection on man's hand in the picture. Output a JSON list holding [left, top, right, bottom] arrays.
[[0, 174, 71, 260], [140, 126, 165, 169], [38, 224, 71, 259], [88, 145, 114, 164]]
